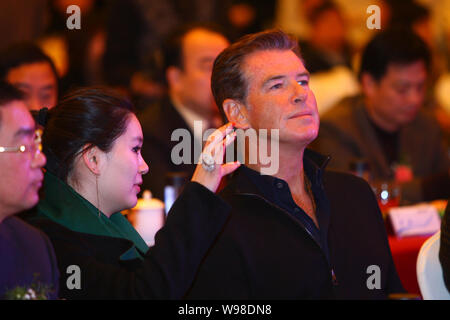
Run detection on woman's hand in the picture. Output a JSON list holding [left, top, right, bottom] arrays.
[[191, 122, 240, 193]]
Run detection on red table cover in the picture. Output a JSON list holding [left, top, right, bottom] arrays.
[[388, 234, 432, 295]]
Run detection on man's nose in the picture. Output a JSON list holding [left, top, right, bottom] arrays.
[[292, 81, 307, 104], [27, 96, 42, 111], [31, 150, 46, 169]]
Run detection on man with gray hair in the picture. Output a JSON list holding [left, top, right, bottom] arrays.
[[186, 30, 404, 299]]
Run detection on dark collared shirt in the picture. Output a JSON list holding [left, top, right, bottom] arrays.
[[241, 154, 331, 264]]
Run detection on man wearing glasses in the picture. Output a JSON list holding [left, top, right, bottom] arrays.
[[0, 81, 59, 299]]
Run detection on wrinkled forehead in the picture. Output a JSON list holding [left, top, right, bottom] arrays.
[[242, 49, 306, 86]]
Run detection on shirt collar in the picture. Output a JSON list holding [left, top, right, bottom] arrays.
[[220, 148, 332, 263], [223, 148, 331, 198]]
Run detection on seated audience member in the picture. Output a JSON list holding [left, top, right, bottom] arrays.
[[24, 87, 239, 299], [298, 0, 353, 74], [387, 1, 450, 145], [295, 1, 359, 115], [0, 43, 58, 111], [387, 0, 446, 81], [310, 28, 450, 204], [0, 81, 58, 299], [440, 199, 450, 292], [186, 30, 404, 299], [138, 24, 229, 199]]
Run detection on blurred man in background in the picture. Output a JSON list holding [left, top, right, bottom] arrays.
[[298, 0, 352, 74], [0, 44, 59, 111], [138, 24, 229, 200], [311, 28, 449, 204]]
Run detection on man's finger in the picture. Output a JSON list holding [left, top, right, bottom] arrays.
[[221, 161, 241, 176]]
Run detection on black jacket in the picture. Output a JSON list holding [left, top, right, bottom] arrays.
[[186, 150, 404, 299], [26, 182, 230, 299]]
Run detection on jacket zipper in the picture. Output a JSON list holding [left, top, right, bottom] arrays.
[[237, 192, 339, 286]]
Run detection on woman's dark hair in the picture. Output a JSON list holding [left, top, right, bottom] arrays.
[[42, 87, 134, 183]]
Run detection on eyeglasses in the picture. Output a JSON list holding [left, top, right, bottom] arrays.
[[0, 129, 43, 159]]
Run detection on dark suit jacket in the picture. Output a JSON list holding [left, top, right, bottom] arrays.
[[186, 150, 404, 299], [138, 97, 200, 200], [0, 216, 59, 299]]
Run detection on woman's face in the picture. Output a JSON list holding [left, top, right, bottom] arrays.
[[99, 114, 149, 214]]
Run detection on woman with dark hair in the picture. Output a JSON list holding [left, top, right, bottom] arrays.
[[25, 87, 239, 299]]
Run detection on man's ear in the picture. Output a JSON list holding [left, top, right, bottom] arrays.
[[223, 99, 250, 129], [81, 145, 103, 176], [360, 73, 378, 98], [166, 66, 182, 89]]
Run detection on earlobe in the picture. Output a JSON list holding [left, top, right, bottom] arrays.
[[166, 66, 181, 88], [361, 73, 376, 97], [223, 99, 250, 129], [82, 146, 101, 176]]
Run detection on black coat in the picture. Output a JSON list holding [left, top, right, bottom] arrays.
[[186, 151, 404, 299], [26, 182, 230, 299]]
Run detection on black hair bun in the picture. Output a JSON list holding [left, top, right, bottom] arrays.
[[37, 107, 50, 127]]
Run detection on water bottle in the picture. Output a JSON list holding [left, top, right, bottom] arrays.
[[164, 172, 188, 215]]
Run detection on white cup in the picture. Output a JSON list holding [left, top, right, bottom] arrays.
[[128, 190, 165, 247]]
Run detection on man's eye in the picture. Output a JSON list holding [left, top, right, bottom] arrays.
[[298, 80, 309, 86], [40, 94, 51, 102], [395, 87, 408, 95], [20, 91, 31, 99], [270, 83, 283, 90]]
